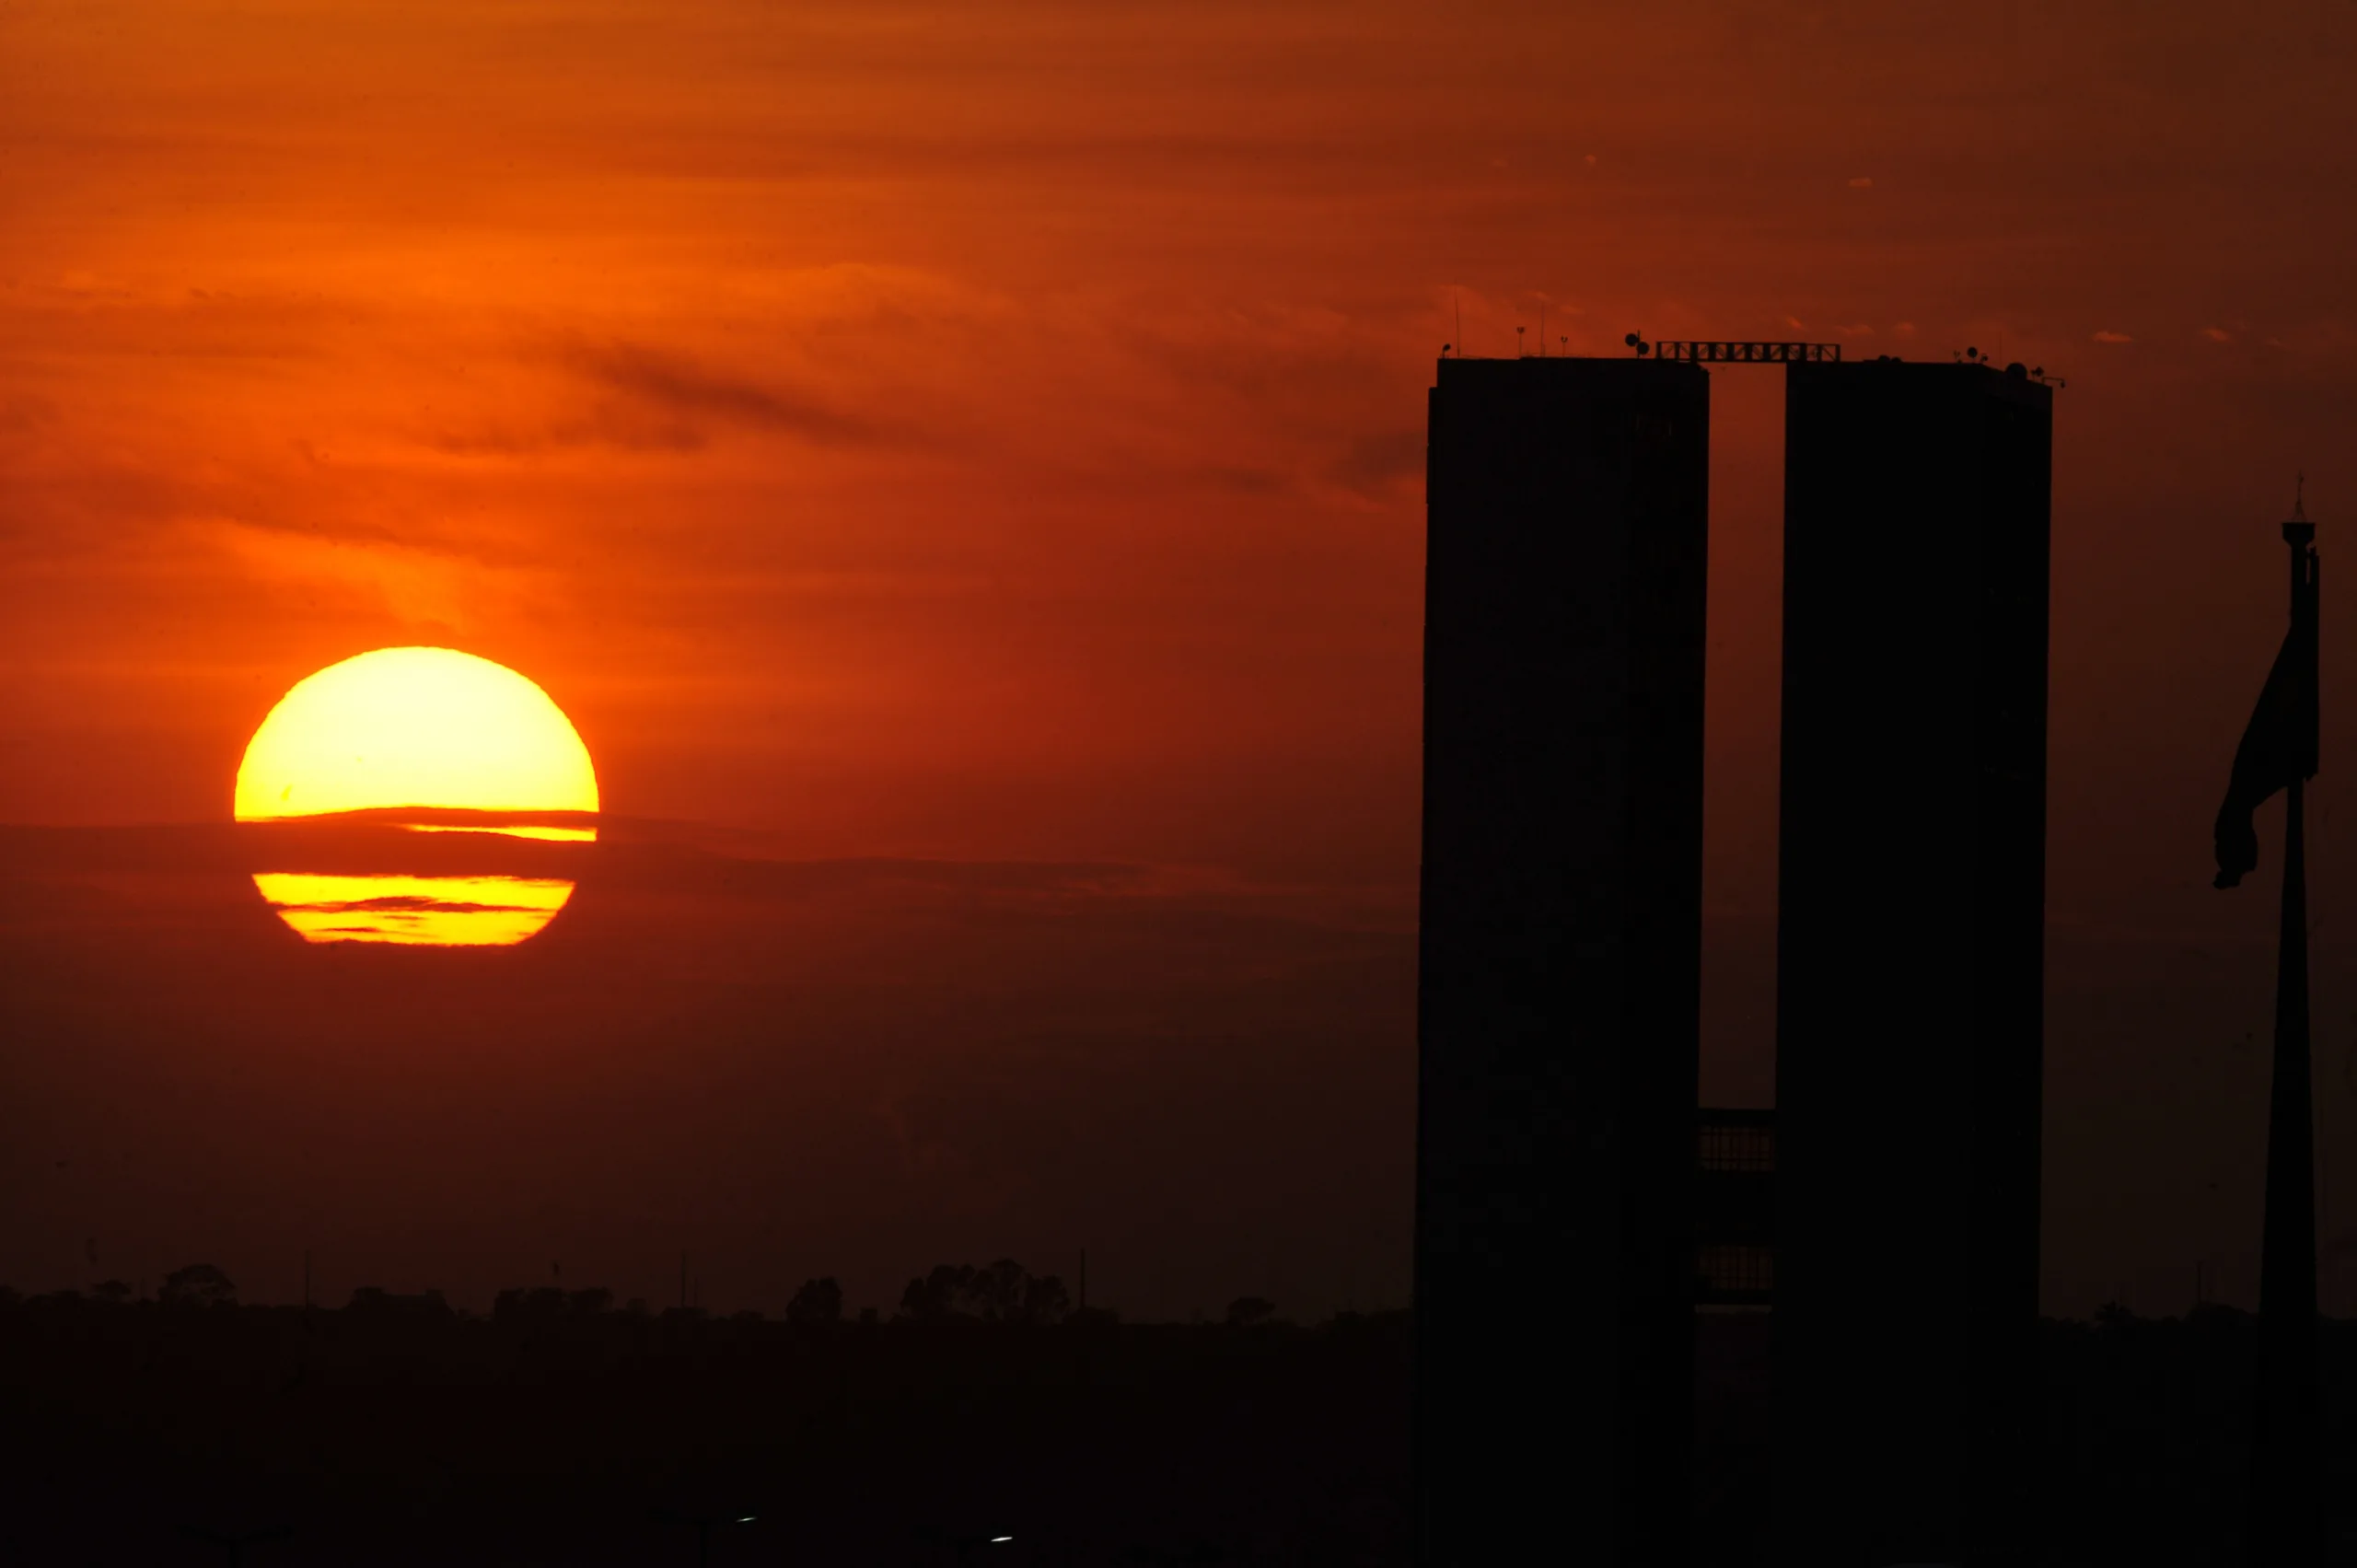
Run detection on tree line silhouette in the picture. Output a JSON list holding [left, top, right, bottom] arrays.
[[0, 1257, 1411, 1566], [0, 1259, 1302, 1331]]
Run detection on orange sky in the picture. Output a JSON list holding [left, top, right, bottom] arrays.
[[6, 1, 2357, 1317]]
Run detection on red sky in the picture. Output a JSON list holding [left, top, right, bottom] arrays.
[[6, 0, 2357, 1318]]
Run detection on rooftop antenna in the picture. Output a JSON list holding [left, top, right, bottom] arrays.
[[2295, 470, 2308, 522], [1454, 290, 1462, 357], [1516, 325, 1526, 357], [1539, 303, 1547, 357]]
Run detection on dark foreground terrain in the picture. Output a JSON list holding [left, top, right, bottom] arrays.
[[1696, 1304, 2357, 1568], [4, 1293, 2356, 1564], [2035, 1304, 2357, 1566], [1, 1290, 1411, 1567]]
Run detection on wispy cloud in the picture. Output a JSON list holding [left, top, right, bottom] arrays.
[[419, 339, 902, 458], [1327, 429, 1422, 498], [425, 410, 705, 457], [564, 341, 890, 447], [195, 518, 534, 629], [0, 395, 58, 436]]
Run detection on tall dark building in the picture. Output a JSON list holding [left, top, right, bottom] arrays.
[[1416, 355, 1710, 1564], [1775, 358, 2052, 1565]]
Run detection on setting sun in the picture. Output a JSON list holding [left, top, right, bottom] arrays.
[[235, 647, 598, 827], [235, 648, 598, 945]]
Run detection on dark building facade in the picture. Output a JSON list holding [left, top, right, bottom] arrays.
[[1697, 1107, 1775, 1307], [1416, 356, 1710, 1564], [1775, 359, 2052, 1565]]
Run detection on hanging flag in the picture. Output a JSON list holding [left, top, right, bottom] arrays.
[[2214, 549, 2320, 889]]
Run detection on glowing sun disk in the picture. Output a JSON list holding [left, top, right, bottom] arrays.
[[235, 646, 598, 823], [234, 647, 598, 947]]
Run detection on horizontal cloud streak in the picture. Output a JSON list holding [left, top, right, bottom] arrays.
[[563, 341, 893, 447]]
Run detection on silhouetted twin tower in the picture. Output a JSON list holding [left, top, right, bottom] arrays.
[[1415, 350, 2052, 1565]]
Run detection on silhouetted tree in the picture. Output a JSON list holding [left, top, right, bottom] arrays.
[[900, 1263, 971, 1323], [1019, 1273, 1072, 1326], [494, 1285, 581, 1324], [158, 1263, 236, 1309], [970, 1259, 1027, 1320], [1225, 1296, 1276, 1328], [787, 1276, 843, 1326], [348, 1286, 454, 1318], [88, 1279, 132, 1306], [568, 1287, 614, 1317], [899, 1261, 1067, 1323]]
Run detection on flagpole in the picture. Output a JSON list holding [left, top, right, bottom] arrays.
[[2251, 511, 2322, 1567]]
